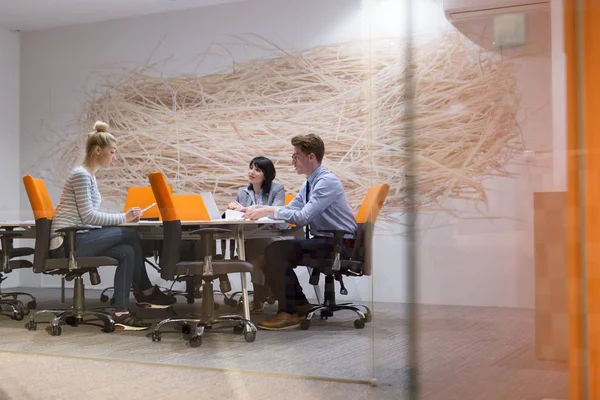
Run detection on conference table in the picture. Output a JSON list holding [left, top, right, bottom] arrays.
[[0, 219, 302, 320]]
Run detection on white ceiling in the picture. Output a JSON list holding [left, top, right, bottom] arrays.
[[0, 0, 247, 31]]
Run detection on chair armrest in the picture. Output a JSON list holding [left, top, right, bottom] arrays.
[[0, 232, 24, 239], [56, 226, 99, 261], [314, 229, 354, 272], [315, 229, 354, 237]]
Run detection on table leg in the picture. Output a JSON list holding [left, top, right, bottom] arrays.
[[236, 227, 251, 321]]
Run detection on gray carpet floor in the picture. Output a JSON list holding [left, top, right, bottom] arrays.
[[0, 288, 567, 400]]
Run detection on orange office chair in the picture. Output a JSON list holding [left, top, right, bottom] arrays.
[[148, 172, 256, 347], [299, 184, 390, 330], [22, 175, 116, 335]]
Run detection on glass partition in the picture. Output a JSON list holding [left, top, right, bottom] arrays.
[[3, 0, 586, 398]]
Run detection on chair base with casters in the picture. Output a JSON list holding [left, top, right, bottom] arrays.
[[150, 227, 256, 348], [151, 278, 257, 347], [27, 272, 115, 336], [297, 227, 375, 331], [0, 270, 36, 319], [0, 230, 38, 315], [300, 274, 372, 330], [0, 298, 26, 320]]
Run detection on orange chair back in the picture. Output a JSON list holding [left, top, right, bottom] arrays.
[[172, 194, 211, 221], [284, 193, 295, 205], [23, 175, 55, 220], [148, 172, 211, 222], [355, 184, 390, 224], [124, 186, 171, 220]]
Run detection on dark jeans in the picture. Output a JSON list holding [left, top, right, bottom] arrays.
[[53, 227, 153, 312], [263, 238, 351, 314]]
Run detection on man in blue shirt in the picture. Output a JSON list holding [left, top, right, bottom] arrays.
[[243, 134, 357, 330]]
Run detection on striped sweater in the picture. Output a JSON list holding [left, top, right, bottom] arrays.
[[50, 166, 126, 249]]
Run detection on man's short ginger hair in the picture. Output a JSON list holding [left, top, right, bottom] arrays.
[[291, 134, 325, 163]]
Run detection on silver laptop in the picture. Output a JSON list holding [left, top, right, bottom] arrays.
[[200, 192, 222, 220]]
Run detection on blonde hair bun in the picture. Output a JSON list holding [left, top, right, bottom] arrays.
[[93, 121, 109, 133]]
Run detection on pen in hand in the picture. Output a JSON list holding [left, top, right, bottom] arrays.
[[140, 203, 156, 214]]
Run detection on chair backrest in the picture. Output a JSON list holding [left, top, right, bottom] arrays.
[[22, 175, 55, 273], [285, 193, 295, 205], [355, 184, 390, 224], [173, 194, 211, 221], [23, 175, 55, 220], [123, 186, 171, 220], [148, 172, 185, 280], [353, 184, 390, 276]]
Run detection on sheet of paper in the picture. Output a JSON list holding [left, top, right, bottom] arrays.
[[224, 209, 244, 221]]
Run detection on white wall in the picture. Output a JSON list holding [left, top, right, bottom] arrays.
[[0, 28, 20, 288], [18, 0, 556, 307]]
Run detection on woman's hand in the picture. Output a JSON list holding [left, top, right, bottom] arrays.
[[125, 207, 142, 223], [227, 201, 244, 211]]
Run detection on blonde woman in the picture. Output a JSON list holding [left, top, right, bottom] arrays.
[[50, 121, 175, 331]]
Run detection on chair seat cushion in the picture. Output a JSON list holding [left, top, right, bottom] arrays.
[[45, 256, 119, 270], [174, 260, 253, 275]]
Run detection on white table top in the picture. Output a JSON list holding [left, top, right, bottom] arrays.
[[0, 219, 285, 228], [122, 219, 287, 226]]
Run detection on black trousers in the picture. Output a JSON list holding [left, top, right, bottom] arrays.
[[263, 237, 352, 314]]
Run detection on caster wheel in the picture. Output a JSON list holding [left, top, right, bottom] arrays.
[[12, 311, 24, 321], [181, 323, 191, 335], [354, 319, 366, 329], [103, 322, 115, 333], [110, 297, 115, 306], [189, 336, 202, 348], [100, 294, 109, 303], [364, 311, 372, 323], [26, 320, 37, 331], [320, 311, 328, 320], [50, 325, 62, 336], [65, 316, 77, 326], [14, 302, 28, 316], [27, 300, 36, 310], [233, 324, 244, 334], [300, 319, 311, 330], [244, 330, 256, 343], [151, 331, 161, 342]]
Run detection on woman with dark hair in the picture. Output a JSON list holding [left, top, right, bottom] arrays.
[[227, 156, 285, 313]]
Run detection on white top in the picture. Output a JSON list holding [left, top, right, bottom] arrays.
[[50, 165, 126, 249]]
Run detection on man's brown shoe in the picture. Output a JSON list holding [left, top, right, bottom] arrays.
[[257, 312, 301, 330]]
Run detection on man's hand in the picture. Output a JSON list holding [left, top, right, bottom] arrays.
[[242, 205, 274, 220]]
